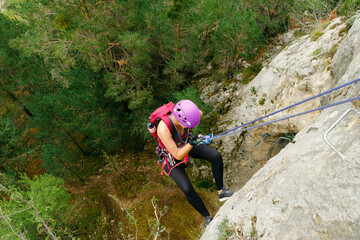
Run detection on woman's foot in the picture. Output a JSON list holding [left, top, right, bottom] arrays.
[[218, 187, 234, 202], [204, 216, 213, 227]]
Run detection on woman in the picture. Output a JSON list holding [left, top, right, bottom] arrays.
[[157, 99, 233, 226]]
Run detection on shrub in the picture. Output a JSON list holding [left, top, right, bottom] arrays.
[[242, 63, 263, 84], [0, 174, 71, 239], [340, 0, 360, 16], [218, 218, 234, 240]]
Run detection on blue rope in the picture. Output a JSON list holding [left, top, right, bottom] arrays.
[[208, 95, 360, 140], [213, 78, 360, 139], [204, 78, 360, 141]]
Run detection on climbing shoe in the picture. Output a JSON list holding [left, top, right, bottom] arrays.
[[218, 187, 234, 202], [203, 216, 213, 227]]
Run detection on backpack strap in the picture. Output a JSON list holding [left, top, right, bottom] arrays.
[[158, 115, 176, 148], [161, 116, 172, 134]]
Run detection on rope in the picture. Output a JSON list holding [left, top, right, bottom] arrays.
[[209, 95, 360, 140], [211, 78, 360, 140]]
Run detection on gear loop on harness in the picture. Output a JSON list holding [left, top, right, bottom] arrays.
[[156, 145, 189, 176]]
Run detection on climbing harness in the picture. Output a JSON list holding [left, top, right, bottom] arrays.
[[201, 78, 360, 141], [156, 145, 190, 176]]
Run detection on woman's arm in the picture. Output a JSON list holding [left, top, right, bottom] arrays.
[[157, 120, 193, 160]]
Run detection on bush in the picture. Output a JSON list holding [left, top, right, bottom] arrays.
[[340, 0, 360, 16], [0, 174, 71, 239], [242, 63, 263, 84]]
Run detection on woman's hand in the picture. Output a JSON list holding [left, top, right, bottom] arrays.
[[189, 134, 204, 146]]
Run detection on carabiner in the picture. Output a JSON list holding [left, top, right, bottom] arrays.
[[200, 133, 213, 144]]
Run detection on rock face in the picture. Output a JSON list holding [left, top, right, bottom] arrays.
[[202, 104, 360, 239], [200, 16, 356, 190], [200, 16, 360, 240], [330, 17, 360, 101]]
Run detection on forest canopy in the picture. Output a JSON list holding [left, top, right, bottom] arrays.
[[0, 0, 295, 175]]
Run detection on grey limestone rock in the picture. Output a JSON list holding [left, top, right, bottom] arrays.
[[200, 16, 360, 240]]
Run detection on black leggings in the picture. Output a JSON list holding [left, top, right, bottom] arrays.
[[164, 144, 224, 217]]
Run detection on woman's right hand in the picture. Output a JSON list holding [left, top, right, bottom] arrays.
[[189, 135, 205, 146]]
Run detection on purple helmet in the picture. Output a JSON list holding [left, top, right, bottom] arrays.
[[173, 99, 200, 128]]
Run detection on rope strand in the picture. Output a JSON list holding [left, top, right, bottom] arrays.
[[210, 95, 360, 140], [213, 78, 360, 139]]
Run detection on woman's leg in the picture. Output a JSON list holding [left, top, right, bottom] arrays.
[[165, 165, 210, 217], [189, 144, 224, 191]]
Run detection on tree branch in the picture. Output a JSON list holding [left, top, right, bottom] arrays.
[[0, 206, 27, 240], [0, 184, 58, 240], [109, 194, 138, 240], [149, 198, 168, 240], [0, 207, 32, 219]]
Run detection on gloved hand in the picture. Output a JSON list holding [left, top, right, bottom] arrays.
[[188, 135, 205, 146]]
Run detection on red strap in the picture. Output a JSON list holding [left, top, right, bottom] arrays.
[[157, 116, 172, 149], [161, 116, 172, 133], [162, 153, 189, 176], [184, 154, 189, 164], [157, 161, 165, 175]]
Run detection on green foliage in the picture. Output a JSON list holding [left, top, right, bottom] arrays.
[[258, 98, 266, 106], [0, 174, 71, 239], [65, 187, 104, 239], [218, 218, 234, 240], [251, 0, 293, 37], [283, 132, 296, 143], [309, 21, 330, 41], [166, 0, 186, 19], [250, 86, 257, 95], [193, 178, 214, 190], [250, 215, 257, 237], [54, 13, 74, 30], [311, 31, 324, 41], [242, 63, 263, 84], [0, 0, 295, 159], [172, 87, 211, 113], [340, 0, 360, 16], [326, 46, 337, 58], [346, 16, 358, 28], [109, 195, 169, 240], [293, 0, 338, 19], [0, 117, 19, 160], [21, 174, 70, 219], [312, 48, 322, 56]]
